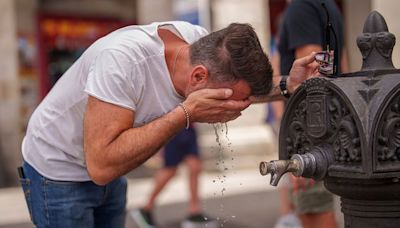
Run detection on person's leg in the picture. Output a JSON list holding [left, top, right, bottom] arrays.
[[291, 180, 337, 228], [94, 177, 128, 228], [278, 185, 293, 215], [144, 167, 178, 211], [132, 168, 177, 227], [180, 126, 201, 215], [133, 131, 185, 227], [298, 211, 337, 228], [20, 161, 102, 228], [184, 155, 202, 215]]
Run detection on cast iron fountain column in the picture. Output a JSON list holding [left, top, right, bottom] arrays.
[[259, 11, 400, 228]]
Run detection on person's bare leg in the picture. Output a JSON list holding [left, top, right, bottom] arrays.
[[185, 155, 202, 214], [144, 167, 177, 211], [278, 186, 293, 215], [298, 211, 337, 228]]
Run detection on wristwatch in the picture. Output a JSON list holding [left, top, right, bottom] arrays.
[[279, 76, 290, 98]]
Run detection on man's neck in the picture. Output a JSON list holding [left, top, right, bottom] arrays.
[[158, 28, 190, 97]]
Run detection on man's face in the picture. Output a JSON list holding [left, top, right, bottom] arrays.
[[208, 79, 251, 101], [185, 65, 251, 101]]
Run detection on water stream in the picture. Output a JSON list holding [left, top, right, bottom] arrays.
[[209, 122, 236, 227]]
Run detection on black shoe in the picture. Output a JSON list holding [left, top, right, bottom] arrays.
[[182, 213, 218, 228], [131, 208, 155, 228], [187, 213, 210, 223]]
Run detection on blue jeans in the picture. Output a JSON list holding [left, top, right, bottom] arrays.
[[19, 162, 127, 228]]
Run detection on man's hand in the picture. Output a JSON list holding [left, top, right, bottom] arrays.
[[287, 52, 320, 93], [183, 88, 251, 123]]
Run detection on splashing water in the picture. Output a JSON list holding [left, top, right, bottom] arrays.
[[209, 122, 237, 226]]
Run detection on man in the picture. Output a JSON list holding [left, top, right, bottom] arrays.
[[277, 0, 348, 227], [19, 21, 318, 227]]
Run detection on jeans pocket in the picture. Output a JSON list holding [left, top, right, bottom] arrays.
[[19, 178, 34, 222], [44, 179, 82, 186]]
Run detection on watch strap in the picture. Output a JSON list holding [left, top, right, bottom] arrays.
[[279, 76, 290, 98]]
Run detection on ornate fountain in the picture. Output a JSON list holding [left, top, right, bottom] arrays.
[[260, 11, 400, 228]]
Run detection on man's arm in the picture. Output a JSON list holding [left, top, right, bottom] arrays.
[[84, 96, 185, 185], [84, 88, 250, 185], [251, 52, 319, 103]]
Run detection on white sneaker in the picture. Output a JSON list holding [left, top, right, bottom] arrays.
[[274, 213, 303, 228], [130, 208, 156, 228]]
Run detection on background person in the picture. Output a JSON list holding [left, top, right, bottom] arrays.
[[277, 0, 349, 227], [132, 125, 213, 227], [266, 30, 301, 228]]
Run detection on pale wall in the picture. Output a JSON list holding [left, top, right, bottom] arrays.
[[0, 0, 20, 186], [372, 0, 400, 68], [211, 0, 270, 52], [137, 0, 174, 24], [343, 0, 371, 72], [344, 0, 400, 72]]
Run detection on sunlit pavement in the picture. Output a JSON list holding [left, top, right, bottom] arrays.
[[0, 105, 344, 227], [0, 166, 344, 228], [0, 167, 281, 228]]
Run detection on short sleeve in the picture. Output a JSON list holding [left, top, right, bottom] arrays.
[[171, 21, 209, 43], [285, 1, 323, 51], [84, 49, 137, 111]]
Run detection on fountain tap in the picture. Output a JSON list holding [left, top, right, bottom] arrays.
[[259, 158, 300, 186], [260, 146, 333, 186]]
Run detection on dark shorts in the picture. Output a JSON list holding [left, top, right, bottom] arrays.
[[164, 126, 199, 167]]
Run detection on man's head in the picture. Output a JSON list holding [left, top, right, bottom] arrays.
[[187, 23, 273, 100]]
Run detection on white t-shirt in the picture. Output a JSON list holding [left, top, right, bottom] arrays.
[[22, 21, 208, 181]]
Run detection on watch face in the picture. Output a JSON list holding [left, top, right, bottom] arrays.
[[315, 51, 335, 75]]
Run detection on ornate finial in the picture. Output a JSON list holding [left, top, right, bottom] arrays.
[[356, 11, 396, 71]]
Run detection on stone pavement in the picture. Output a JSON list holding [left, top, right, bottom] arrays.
[[0, 104, 344, 227], [0, 168, 281, 228], [1, 189, 281, 228], [0, 167, 344, 228]]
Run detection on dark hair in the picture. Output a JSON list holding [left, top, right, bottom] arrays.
[[189, 23, 273, 96]]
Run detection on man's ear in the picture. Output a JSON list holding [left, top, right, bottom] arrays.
[[189, 65, 209, 87]]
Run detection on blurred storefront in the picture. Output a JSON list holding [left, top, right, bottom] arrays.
[[2, 0, 137, 187]]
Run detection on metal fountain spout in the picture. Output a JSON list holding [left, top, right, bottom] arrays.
[[259, 156, 300, 186], [259, 146, 334, 186]]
